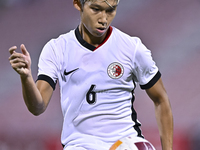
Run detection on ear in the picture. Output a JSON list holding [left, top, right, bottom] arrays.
[[73, 0, 82, 11]]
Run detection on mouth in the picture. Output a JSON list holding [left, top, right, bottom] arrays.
[[97, 27, 106, 30], [96, 27, 107, 33]]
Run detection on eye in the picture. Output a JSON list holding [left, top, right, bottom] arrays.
[[106, 8, 116, 14], [91, 7, 100, 12]]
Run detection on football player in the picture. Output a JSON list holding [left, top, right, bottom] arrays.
[[9, 0, 173, 149]]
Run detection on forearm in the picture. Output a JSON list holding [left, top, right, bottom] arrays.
[[155, 99, 173, 150], [20, 74, 45, 116], [9, 45, 48, 115]]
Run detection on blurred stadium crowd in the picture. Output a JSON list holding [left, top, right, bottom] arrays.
[[0, 0, 34, 7]]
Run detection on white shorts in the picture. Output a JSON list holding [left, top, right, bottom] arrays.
[[63, 135, 156, 150], [63, 145, 87, 150]]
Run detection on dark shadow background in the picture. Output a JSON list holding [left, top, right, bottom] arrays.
[[0, 0, 200, 149]]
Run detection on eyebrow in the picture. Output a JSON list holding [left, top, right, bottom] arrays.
[[90, 3, 118, 10]]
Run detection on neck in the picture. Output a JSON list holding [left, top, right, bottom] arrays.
[[79, 24, 107, 47]]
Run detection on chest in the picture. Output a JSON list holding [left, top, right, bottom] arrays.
[[61, 44, 134, 87]]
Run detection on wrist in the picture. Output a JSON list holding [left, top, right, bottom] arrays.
[[20, 71, 32, 81]]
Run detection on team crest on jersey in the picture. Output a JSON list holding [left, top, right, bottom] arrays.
[[107, 62, 124, 79]]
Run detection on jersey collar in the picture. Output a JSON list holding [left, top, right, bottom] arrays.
[[75, 26, 113, 51]]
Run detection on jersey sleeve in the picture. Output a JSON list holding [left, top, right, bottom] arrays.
[[132, 38, 161, 89], [37, 40, 59, 90]]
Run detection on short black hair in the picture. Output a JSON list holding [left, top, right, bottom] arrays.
[[79, 0, 120, 7], [79, 0, 86, 7]]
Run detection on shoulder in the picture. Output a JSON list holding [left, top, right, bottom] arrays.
[[111, 26, 142, 47], [41, 29, 76, 57], [47, 29, 76, 48]]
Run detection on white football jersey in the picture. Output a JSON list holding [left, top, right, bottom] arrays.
[[37, 26, 161, 150]]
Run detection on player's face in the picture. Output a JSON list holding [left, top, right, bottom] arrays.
[[78, 0, 117, 38]]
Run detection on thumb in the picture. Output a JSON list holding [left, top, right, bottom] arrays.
[[20, 44, 29, 56]]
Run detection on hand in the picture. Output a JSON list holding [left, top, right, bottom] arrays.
[[9, 44, 32, 78]]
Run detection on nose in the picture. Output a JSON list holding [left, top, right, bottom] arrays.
[[98, 11, 107, 26]]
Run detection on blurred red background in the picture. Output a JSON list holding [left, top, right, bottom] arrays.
[[0, 0, 200, 149]]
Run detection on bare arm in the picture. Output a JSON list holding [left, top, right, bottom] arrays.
[[145, 78, 173, 150], [9, 44, 53, 116]]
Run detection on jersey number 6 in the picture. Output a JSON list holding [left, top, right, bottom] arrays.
[[86, 84, 96, 104]]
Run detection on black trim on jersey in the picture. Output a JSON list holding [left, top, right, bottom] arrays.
[[75, 26, 112, 51], [75, 27, 96, 51], [140, 71, 161, 90], [131, 93, 144, 138], [37, 75, 56, 90]]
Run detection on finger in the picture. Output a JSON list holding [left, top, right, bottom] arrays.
[[20, 44, 29, 56], [10, 57, 26, 64], [11, 63, 27, 75], [9, 46, 17, 55], [11, 61, 26, 69], [9, 52, 24, 61]]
